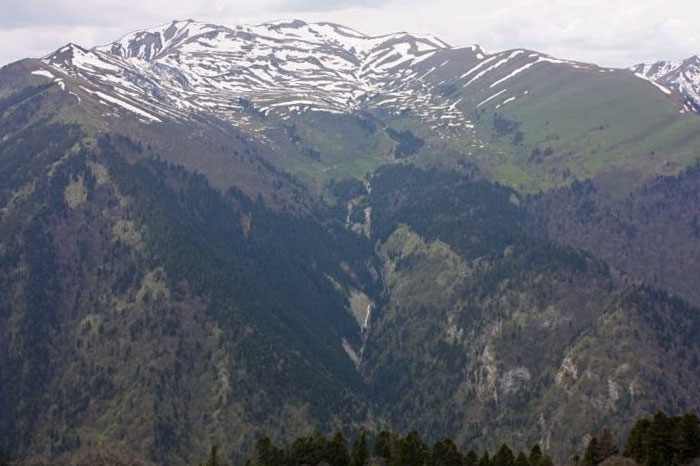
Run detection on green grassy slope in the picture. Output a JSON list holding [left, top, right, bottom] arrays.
[[251, 51, 700, 197], [466, 64, 700, 192]]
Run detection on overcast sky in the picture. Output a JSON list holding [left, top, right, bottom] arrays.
[[2, 0, 699, 67]]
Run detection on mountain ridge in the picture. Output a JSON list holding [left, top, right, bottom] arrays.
[[37, 18, 472, 128], [632, 54, 700, 113], [25, 19, 700, 196]]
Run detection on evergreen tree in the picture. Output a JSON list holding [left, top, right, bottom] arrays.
[[327, 432, 350, 466], [399, 431, 428, 466], [529, 445, 543, 466], [582, 437, 599, 466], [206, 445, 222, 466], [351, 431, 369, 466], [674, 413, 700, 464], [584, 430, 618, 466], [289, 433, 327, 466], [493, 445, 515, 466], [431, 439, 463, 466], [647, 412, 674, 466], [623, 418, 651, 464], [622, 412, 700, 466], [478, 451, 492, 466], [514, 452, 529, 466], [375, 431, 394, 461], [256, 436, 283, 466], [464, 451, 479, 466]]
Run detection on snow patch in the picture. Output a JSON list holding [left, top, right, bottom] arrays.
[[31, 70, 55, 79], [496, 96, 517, 109], [342, 338, 361, 368], [489, 59, 543, 88], [81, 87, 163, 122], [477, 89, 507, 108], [634, 72, 673, 95], [463, 50, 523, 88]]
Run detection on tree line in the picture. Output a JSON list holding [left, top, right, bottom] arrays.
[[198, 412, 700, 466], [2, 411, 697, 465], [199, 431, 555, 466]]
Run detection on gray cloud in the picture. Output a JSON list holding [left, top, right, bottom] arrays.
[[1, 0, 698, 67]]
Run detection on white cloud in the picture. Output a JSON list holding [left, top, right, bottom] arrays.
[[277, 0, 389, 11], [1, 0, 699, 67]]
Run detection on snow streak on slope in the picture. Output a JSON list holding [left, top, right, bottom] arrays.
[[43, 19, 475, 130], [39, 18, 635, 138]]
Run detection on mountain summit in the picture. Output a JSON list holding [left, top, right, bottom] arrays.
[[632, 55, 700, 112], [36, 19, 625, 138], [42, 19, 467, 126]]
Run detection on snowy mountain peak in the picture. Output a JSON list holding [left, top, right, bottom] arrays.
[[96, 20, 226, 61], [40, 19, 470, 126], [95, 18, 451, 65], [632, 54, 700, 112], [37, 19, 619, 132]]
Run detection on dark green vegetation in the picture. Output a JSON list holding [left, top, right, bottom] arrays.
[[238, 430, 555, 466], [3, 48, 700, 466], [361, 166, 700, 461], [385, 128, 425, 158], [622, 413, 700, 466], [529, 163, 700, 307], [0, 127, 374, 465], [187, 412, 699, 466]]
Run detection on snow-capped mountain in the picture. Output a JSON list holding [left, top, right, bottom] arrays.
[[632, 56, 700, 113], [34, 19, 605, 135], [40, 19, 471, 128]]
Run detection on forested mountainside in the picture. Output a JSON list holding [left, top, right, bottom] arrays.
[[529, 164, 700, 307], [360, 166, 700, 461], [1, 19, 700, 466]]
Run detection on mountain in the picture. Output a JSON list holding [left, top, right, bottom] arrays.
[[632, 55, 700, 113], [360, 165, 700, 461], [41, 19, 464, 128], [30, 19, 700, 194], [3, 19, 700, 466]]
